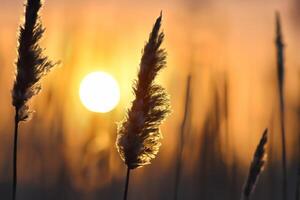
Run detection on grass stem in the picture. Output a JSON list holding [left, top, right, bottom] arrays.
[[12, 108, 19, 200], [123, 167, 131, 200], [174, 75, 192, 200], [275, 12, 287, 200]]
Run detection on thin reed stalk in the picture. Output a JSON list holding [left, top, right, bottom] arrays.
[[123, 167, 131, 200], [116, 13, 170, 200], [11, 0, 57, 199], [223, 74, 229, 151], [174, 75, 192, 200], [12, 108, 19, 200], [241, 129, 268, 200], [296, 101, 300, 200], [275, 12, 287, 200]]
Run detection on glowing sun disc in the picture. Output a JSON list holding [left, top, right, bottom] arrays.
[[79, 72, 120, 113]]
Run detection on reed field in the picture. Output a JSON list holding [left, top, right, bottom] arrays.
[[0, 0, 299, 199]]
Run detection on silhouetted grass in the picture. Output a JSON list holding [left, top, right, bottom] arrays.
[[11, 0, 57, 199], [116, 13, 170, 200], [195, 81, 230, 199], [275, 12, 287, 200], [241, 129, 268, 200], [296, 100, 300, 200], [174, 75, 192, 200]]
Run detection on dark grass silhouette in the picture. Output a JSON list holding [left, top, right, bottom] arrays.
[[11, 0, 57, 199], [296, 99, 300, 200], [222, 74, 229, 152], [116, 13, 171, 200], [241, 129, 268, 200], [196, 84, 230, 200], [275, 12, 287, 200], [174, 75, 192, 200]]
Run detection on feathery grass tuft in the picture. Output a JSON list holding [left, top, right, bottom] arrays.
[[241, 129, 268, 200], [116, 13, 170, 200], [116, 13, 170, 170], [11, 0, 57, 199], [12, 0, 57, 122], [275, 12, 287, 200]]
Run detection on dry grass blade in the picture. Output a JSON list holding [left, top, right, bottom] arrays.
[[241, 129, 268, 200], [276, 12, 284, 91], [116, 13, 171, 170], [275, 12, 287, 200], [11, 0, 57, 199], [174, 75, 192, 200], [296, 105, 300, 200]]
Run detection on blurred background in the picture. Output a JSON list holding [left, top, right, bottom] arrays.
[[0, 0, 299, 199]]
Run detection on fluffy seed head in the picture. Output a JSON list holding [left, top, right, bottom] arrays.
[[116, 13, 171, 169], [12, 0, 57, 122]]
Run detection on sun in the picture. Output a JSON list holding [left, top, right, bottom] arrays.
[[79, 71, 120, 113]]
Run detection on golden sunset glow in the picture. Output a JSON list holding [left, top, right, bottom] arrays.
[[1, 0, 300, 199], [79, 71, 120, 113]]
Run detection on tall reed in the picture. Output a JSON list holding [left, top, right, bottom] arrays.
[[223, 74, 230, 153], [241, 129, 268, 200], [275, 12, 287, 200], [296, 99, 300, 200], [174, 75, 192, 200], [11, 0, 57, 199], [116, 13, 170, 200]]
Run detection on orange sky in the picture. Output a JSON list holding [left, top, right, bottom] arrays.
[[0, 0, 299, 187]]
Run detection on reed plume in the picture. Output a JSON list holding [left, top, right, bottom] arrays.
[[241, 129, 268, 200], [275, 12, 287, 200], [11, 0, 57, 199], [174, 75, 192, 200], [116, 13, 170, 200]]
